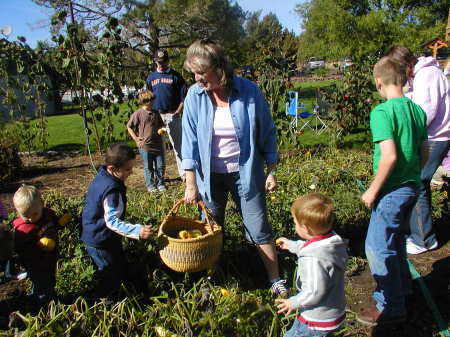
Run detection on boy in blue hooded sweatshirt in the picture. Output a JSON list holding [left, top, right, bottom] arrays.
[[81, 143, 155, 297]]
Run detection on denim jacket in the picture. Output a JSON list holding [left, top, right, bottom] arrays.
[[182, 76, 278, 202]]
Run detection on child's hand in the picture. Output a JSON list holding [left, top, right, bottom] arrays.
[[361, 188, 377, 208], [275, 298, 295, 316], [139, 225, 156, 240], [265, 174, 277, 192], [136, 137, 145, 148], [275, 237, 288, 250]]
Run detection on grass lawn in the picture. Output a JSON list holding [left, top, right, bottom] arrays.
[[3, 79, 370, 152], [5, 101, 139, 152]]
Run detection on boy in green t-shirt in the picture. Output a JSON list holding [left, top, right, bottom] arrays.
[[356, 57, 428, 326]]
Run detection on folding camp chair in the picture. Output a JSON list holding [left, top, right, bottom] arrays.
[[285, 90, 328, 135]]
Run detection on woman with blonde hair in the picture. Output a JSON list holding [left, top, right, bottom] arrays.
[[181, 39, 286, 295]]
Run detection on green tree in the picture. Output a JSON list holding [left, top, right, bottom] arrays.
[[295, 0, 447, 62], [33, 0, 246, 65]]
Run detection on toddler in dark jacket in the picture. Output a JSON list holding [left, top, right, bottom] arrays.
[[12, 185, 59, 303]]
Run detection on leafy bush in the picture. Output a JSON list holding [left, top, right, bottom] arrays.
[[0, 129, 22, 185], [323, 57, 379, 136]]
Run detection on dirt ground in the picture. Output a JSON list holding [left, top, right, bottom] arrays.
[[0, 151, 449, 336]]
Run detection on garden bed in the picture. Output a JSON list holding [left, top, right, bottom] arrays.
[[0, 148, 448, 336]]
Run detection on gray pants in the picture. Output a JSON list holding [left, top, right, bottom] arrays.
[[161, 112, 184, 178]]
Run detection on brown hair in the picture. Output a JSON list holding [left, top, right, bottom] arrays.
[[105, 143, 136, 168], [138, 90, 155, 105], [385, 45, 417, 66], [373, 56, 407, 87], [184, 39, 234, 88], [291, 193, 335, 234], [384, 45, 417, 78]]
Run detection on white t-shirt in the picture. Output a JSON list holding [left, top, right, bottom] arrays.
[[211, 106, 240, 173]]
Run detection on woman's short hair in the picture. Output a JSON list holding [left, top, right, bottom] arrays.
[[184, 39, 234, 88], [105, 143, 136, 168], [13, 184, 43, 213], [373, 56, 407, 86], [138, 90, 155, 105], [291, 193, 335, 234], [384, 45, 417, 68]]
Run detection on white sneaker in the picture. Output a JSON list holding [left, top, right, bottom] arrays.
[[406, 239, 438, 255]]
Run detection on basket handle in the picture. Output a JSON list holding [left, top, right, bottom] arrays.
[[159, 199, 217, 235]]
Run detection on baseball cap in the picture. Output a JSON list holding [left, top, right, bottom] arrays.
[[154, 50, 168, 62]]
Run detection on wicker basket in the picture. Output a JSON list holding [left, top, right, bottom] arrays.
[[158, 199, 223, 273]]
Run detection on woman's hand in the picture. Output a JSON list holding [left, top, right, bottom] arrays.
[[184, 184, 198, 204], [265, 173, 277, 193]]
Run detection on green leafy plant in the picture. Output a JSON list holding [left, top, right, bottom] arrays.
[[323, 57, 379, 137], [0, 129, 22, 185], [0, 37, 50, 151]]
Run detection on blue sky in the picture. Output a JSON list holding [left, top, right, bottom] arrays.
[[0, 0, 302, 48]]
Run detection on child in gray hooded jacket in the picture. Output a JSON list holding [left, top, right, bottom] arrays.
[[276, 193, 348, 337]]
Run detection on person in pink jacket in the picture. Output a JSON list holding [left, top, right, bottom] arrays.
[[386, 46, 450, 254]]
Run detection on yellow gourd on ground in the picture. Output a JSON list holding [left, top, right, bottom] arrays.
[[39, 237, 56, 250], [58, 213, 72, 226], [220, 288, 230, 296]]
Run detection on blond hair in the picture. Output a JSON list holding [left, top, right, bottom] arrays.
[[138, 90, 155, 105], [373, 57, 407, 87], [13, 185, 43, 213], [184, 39, 234, 88], [291, 193, 335, 234]]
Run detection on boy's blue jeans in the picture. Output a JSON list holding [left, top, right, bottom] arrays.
[[365, 183, 419, 316], [284, 319, 333, 337], [85, 244, 126, 298], [139, 149, 165, 189], [408, 140, 450, 248]]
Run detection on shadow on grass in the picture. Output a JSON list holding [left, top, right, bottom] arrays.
[[46, 143, 85, 152]]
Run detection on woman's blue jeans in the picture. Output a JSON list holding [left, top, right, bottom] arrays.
[[139, 149, 165, 189], [365, 184, 419, 316], [408, 140, 450, 248]]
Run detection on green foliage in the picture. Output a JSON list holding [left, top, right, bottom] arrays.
[[322, 57, 379, 136], [48, 11, 140, 152], [0, 129, 22, 185], [7, 147, 448, 335], [295, 0, 447, 62], [251, 26, 297, 115], [55, 246, 97, 297], [0, 38, 50, 151]]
